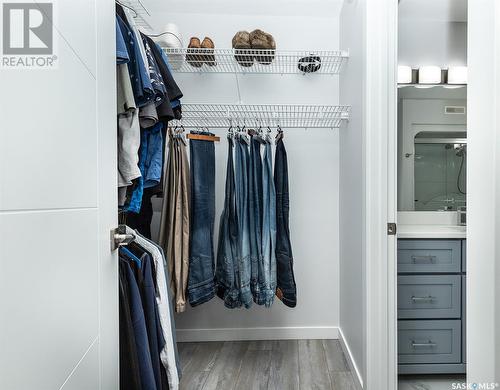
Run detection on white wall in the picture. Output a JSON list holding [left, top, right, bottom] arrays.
[[398, 0, 467, 69], [145, 1, 343, 341], [398, 20, 467, 68], [339, 0, 366, 385]]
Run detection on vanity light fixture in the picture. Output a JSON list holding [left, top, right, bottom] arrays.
[[418, 66, 442, 84], [398, 65, 413, 84], [448, 66, 468, 85]]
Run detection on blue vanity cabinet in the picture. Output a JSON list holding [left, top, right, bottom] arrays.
[[397, 240, 461, 273], [398, 239, 466, 375]]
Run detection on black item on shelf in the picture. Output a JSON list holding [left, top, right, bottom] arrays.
[[298, 55, 322, 73]]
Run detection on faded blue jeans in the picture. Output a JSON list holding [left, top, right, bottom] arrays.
[[260, 141, 277, 307], [187, 132, 216, 307], [235, 137, 253, 308], [249, 137, 263, 302], [215, 139, 241, 308]]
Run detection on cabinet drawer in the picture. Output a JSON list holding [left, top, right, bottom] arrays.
[[398, 320, 461, 364], [398, 240, 461, 273], [462, 240, 466, 273], [398, 275, 461, 319], [462, 275, 466, 363]]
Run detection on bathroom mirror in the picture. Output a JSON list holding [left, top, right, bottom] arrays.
[[397, 88, 467, 211], [413, 131, 466, 211]]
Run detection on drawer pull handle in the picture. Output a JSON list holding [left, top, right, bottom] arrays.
[[411, 295, 435, 302], [411, 341, 437, 348], [411, 255, 437, 264]]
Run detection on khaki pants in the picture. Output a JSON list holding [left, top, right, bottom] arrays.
[[159, 129, 190, 313]]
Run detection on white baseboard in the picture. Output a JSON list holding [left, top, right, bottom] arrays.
[[338, 327, 364, 389], [176, 326, 339, 342]]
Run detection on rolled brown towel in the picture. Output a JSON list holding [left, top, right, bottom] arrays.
[[186, 37, 203, 67], [232, 31, 253, 67], [250, 29, 276, 65]]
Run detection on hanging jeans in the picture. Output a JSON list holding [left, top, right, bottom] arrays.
[[235, 138, 253, 308], [260, 141, 277, 307], [215, 138, 241, 308], [187, 132, 216, 307], [158, 130, 190, 313], [249, 137, 265, 304], [274, 138, 297, 307]]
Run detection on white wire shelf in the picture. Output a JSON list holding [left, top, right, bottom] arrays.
[[164, 48, 349, 75], [118, 0, 154, 33], [171, 104, 350, 129]]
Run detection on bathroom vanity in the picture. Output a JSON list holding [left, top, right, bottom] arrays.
[[397, 221, 466, 374]]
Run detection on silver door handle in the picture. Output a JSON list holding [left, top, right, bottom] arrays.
[[411, 341, 437, 348], [411, 255, 437, 264], [411, 296, 435, 302]]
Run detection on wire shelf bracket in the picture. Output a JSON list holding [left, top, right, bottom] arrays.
[[171, 104, 351, 129], [164, 48, 349, 75]]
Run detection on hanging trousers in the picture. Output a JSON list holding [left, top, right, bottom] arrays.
[[158, 130, 190, 313], [274, 138, 297, 307], [235, 138, 253, 308], [215, 138, 241, 308], [187, 133, 216, 307], [260, 141, 277, 307], [249, 137, 263, 302]]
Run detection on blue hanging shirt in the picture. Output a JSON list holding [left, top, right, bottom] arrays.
[[116, 14, 154, 108], [115, 17, 129, 65]]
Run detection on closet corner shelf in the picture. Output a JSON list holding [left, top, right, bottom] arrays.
[[164, 48, 349, 75], [171, 104, 351, 129]]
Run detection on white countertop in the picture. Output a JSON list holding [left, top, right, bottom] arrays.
[[398, 224, 466, 239]]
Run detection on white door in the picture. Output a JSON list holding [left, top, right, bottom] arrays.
[[0, 1, 118, 389]]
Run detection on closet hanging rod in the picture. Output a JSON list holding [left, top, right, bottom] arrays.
[[111, 225, 136, 251], [163, 48, 349, 75]]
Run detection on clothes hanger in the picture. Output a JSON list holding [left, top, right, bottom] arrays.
[[115, 1, 138, 18], [238, 125, 251, 146], [265, 126, 273, 144], [227, 123, 235, 141], [252, 125, 266, 144], [173, 123, 188, 146], [275, 125, 284, 143], [249, 121, 267, 145], [187, 120, 220, 142], [120, 246, 142, 267], [187, 133, 220, 142]]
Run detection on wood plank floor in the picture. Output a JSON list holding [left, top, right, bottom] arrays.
[[178, 339, 360, 390]]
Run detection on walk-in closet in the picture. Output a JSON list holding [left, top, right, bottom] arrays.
[[114, 0, 354, 388], [3, 0, 500, 389]]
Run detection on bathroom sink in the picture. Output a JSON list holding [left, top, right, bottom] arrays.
[[397, 224, 466, 239]]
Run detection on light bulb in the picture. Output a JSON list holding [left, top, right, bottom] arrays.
[[418, 66, 442, 84], [398, 65, 412, 84], [448, 66, 467, 84]]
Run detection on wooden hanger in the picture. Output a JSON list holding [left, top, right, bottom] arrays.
[[187, 132, 220, 142]]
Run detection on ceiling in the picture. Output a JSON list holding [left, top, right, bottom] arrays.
[[399, 0, 467, 22]]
